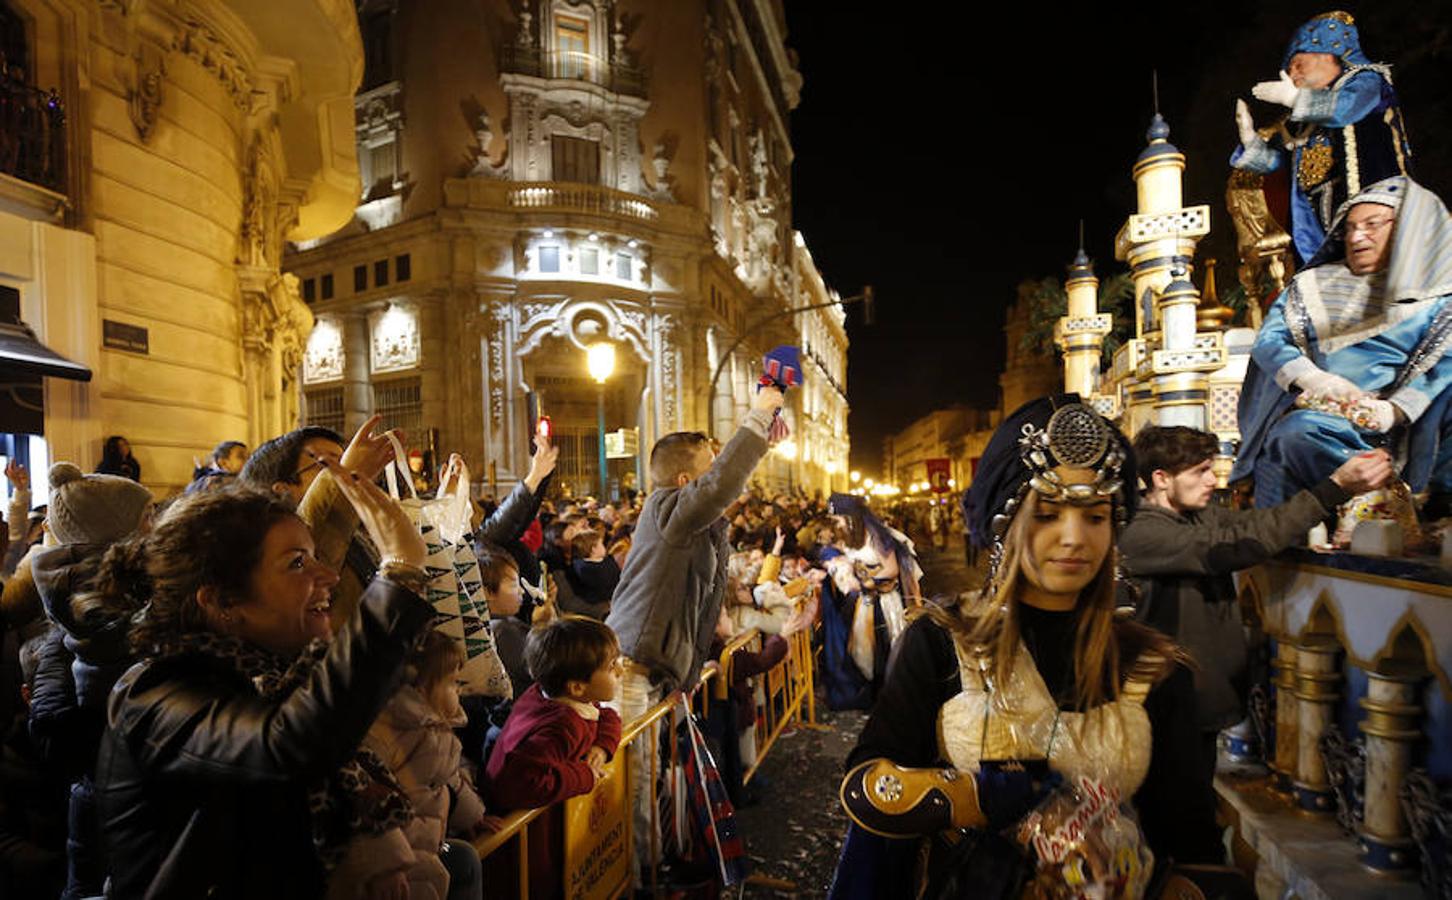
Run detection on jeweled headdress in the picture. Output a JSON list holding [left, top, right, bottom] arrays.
[[964, 395, 1136, 551]]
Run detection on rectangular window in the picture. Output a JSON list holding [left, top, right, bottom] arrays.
[[320, 273, 335, 300], [364, 140, 397, 198], [395, 253, 411, 282], [580, 248, 598, 275], [539, 246, 560, 273], [374, 259, 389, 287], [304, 387, 345, 435], [302, 278, 316, 302], [354, 265, 367, 292], [615, 252, 632, 280], [551, 135, 600, 185], [372, 377, 423, 444], [554, 14, 590, 79]]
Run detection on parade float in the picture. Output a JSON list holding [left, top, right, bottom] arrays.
[[1056, 38, 1450, 900]]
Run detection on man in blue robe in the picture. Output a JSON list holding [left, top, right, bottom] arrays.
[[1232, 176, 1452, 508], [1231, 11, 1412, 264]]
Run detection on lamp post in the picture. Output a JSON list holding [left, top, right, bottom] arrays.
[[587, 342, 616, 500]]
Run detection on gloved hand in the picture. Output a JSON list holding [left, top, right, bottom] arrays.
[[1296, 369, 1364, 403], [973, 760, 1060, 831], [1252, 70, 1299, 108], [1349, 398, 1401, 433], [1234, 99, 1258, 147]]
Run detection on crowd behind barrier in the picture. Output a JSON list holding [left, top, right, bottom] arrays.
[[472, 611, 823, 899]]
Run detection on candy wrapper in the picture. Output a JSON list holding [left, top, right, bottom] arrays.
[[1014, 776, 1153, 900]]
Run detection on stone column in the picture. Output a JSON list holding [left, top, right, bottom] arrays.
[[341, 311, 371, 436], [1293, 640, 1341, 813], [1271, 640, 1299, 792], [1358, 672, 1423, 870]]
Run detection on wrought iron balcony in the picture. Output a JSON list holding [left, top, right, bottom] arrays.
[[0, 68, 65, 193], [500, 43, 645, 98]]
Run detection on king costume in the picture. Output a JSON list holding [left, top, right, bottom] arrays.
[[1231, 12, 1412, 264], [818, 492, 921, 711], [1232, 176, 1452, 507]]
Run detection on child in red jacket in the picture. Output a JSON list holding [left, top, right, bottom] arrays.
[[483, 616, 623, 811]]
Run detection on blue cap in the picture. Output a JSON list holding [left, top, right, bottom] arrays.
[[1283, 12, 1370, 69]]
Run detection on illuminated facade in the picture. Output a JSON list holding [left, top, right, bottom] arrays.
[[285, 0, 849, 498], [0, 0, 361, 497]]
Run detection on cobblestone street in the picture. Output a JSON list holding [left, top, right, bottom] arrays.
[[734, 540, 979, 897]]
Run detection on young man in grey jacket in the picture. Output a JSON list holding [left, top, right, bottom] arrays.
[[606, 382, 783, 883], [1120, 426, 1390, 781]]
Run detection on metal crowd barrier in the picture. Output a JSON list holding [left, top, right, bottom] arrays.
[[473, 609, 822, 898]]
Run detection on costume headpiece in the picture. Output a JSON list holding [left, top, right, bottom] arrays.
[[962, 394, 1136, 552], [1283, 11, 1370, 69], [1303, 176, 1452, 303], [828, 492, 864, 517]]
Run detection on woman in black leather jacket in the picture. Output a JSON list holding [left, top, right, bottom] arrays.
[[92, 457, 433, 900]]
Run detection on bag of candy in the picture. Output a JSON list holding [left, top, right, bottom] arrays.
[[1013, 775, 1153, 900]]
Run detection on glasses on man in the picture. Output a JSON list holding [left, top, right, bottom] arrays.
[[1336, 217, 1395, 240]]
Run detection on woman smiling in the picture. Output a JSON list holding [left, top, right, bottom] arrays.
[[828, 396, 1224, 899], [91, 458, 433, 900]]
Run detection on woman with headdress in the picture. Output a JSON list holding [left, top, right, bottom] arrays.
[[817, 492, 922, 710], [827, 396, 1225, 899]]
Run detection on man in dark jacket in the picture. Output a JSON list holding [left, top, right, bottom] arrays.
[[605, 384, 782, 884], [1120, 426, 1390, 779]]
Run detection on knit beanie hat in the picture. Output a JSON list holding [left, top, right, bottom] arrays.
[[47, 462, 154, 545]]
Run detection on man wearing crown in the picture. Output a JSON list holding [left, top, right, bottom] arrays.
[[1231, 11, 1412, 265]]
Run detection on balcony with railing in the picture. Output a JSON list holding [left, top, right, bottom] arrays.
[[0, 66, 65, 199], [499, 43, 645, 98]]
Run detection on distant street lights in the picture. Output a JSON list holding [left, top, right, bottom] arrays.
[[587, 342, 616, 500]]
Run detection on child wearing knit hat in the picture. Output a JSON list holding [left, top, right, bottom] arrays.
[[45, 462, 154, 546]]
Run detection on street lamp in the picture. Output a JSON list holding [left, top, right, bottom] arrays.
[[587, 342, 616, 500], [850, 470, 861, 483]]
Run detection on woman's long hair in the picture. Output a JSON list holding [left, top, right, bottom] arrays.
[[75, 488, 300, 655], [919, 490, 1180, 709]]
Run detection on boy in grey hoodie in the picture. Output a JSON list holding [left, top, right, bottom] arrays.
[[605, 383, 782, 883]]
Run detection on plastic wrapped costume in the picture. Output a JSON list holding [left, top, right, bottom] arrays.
[[1231, 12, 1412, 264], [829, 398, 1223, 899], [818, 493, 922, 711], [1232, 176, 1452, 506]]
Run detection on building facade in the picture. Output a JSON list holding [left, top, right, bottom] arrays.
[[285, 0, 848, 499], [0, 0, 361, 498]]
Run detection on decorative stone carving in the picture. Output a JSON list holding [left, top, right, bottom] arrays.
[[646, 137, 676, 202], [239, 135, 280, 267], [657, 313, 679, 430], [240, 272, 314, 445], [487, 303, 512, 429], [127, 43, 166, 142], [749, 130, 770, 197], [471, 110, 510, 178], [303, 316, 345, 383], [516, 1, 534, 47], [173, 18, 252, 108], [369, 303, 421, 373]]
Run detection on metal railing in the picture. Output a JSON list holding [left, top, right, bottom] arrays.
[[500, 43, 646, 98], [0, 68, 65, 193], [474, 606, 822, 897]]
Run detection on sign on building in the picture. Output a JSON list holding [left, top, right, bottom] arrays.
[[604, 427, 639, 459], [926, 457, 952, 493]]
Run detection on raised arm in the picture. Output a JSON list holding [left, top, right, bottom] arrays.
[[109, 578, 435, 785], [663, 387, 782, 539]]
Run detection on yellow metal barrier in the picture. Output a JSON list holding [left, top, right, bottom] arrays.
[[475, 676, 697, 899], [474, 602, 823, 897]]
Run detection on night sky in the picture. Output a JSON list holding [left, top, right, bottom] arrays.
[[782, 2, 1452, 474]]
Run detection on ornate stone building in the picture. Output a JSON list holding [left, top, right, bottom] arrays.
[[285, 0, 848, 498], [0, 0, 361, 497]]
